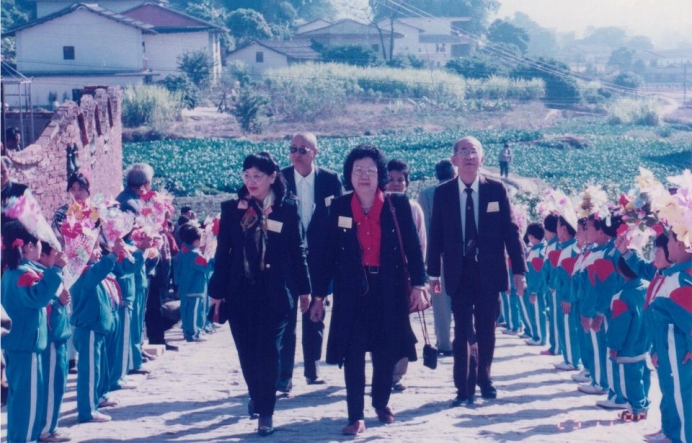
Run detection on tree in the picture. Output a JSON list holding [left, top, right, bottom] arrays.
[[612, 71, 644, 90], [177, 50, 215, 89], [581, 26, 627, 49], [222, 0, 334, 25], [321, 44, 379, 67], [487, 19, 529, 54], [225, 8, 272, 47], [183, 0, 236, 57], [511, 58, 580, 106], [370, 0, 500, 36], [626, 35, 653, 51], [607, 46, 636, 72], [446, 55, 507, 79], [508, 12, 558, 58]]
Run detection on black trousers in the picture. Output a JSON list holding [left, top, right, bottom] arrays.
[[228, 281, 289, 417], [278, 299, 325, 386], [145, 260, 173, 345], [451, 259, 500, 399], [343, 273, 395, 422]]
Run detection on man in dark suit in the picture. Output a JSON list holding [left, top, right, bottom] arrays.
[[427, 136, 527, 406], [278, 132, 342, 391]]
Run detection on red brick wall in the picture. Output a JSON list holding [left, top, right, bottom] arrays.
[[6, 86, 123, 218]]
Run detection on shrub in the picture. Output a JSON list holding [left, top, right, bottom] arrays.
[[161, 75, 200, 110], [387, 54, 426, 69], [232, 87, 270, 133], [177, 50, 215, 90], [606, 97, 662, 126], [121, 85, 183, 130], [511, 58, 580, 106], [320, 44, 380, 67], [446, 55, 508, 79], [612, 71, 644, 90]]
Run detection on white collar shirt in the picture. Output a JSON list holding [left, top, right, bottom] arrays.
[[294, 166, 316, 243]]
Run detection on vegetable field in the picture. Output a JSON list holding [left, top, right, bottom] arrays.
[[124, 119, 690, 198]]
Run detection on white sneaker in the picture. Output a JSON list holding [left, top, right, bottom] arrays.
[[571, 371, 592, 383], [554, 362, 579, 371], [525, 338, 543, 346], [118, 380, 138, 390], [99, 397, 119, 407], [596, 398, 629, 409], [578, 384, 607, 395], [89, 411, 112, 422]]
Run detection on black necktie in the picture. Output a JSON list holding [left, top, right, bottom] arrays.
[[464, 187, 477, 259]]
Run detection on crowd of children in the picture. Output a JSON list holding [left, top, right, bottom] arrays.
[[1, 182, 217, 442], [498, 171, 692, 443]]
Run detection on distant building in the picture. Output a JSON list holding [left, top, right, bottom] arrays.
[[227, 40, 320, 75], [294, 18, 332, 35], [3, 1, 225, 107]]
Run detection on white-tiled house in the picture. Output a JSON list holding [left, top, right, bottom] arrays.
[[227, 40, 319, 75]]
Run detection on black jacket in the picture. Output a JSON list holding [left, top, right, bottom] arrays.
[[314, 192, 425, 366], [427, 175, 527, 297], [208, 196, 311, 315]]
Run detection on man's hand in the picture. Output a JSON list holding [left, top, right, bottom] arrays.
[[58, 288, 71, 306], [299, 294, 310, 314], [513, 274, 526, 296], [561, 301, 572, 314], [409, 287, 430, 312], [309, 298, 325, 323], [652, 353, 659, 368], [209, 298, 223, 321], [529, 293, 537, 304], [430, 279, 442, 294], [609, 349, 618, 360]]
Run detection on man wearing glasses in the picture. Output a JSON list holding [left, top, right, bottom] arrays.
[[427, 136, 527, 406], [278, 132, 342, 392]]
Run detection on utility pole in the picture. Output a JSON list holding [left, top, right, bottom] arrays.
[[684, 61, 688, 105]]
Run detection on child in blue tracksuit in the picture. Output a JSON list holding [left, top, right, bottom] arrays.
[[542, 213, 562, 356], [36, 242, 72, 443], [70, 240, 124, 423], [176, 224, 214, 342], [570, 219, 594, 384], [500, 257, 523, 335], [1, 221, 65, 443], [607, 257, 649, 422], [647, 233, 692, 443], [524, 223, 547, 346]]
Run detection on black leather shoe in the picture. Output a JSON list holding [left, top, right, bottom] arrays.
[[450, 395, 474, 407], [306, 377, 326, 385], [258, 415, 274, 436], [165, 343, 179, 352], [479, 381, 497, 399]]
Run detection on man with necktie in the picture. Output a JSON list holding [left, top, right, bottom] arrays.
[[428, 136, 527, 406]]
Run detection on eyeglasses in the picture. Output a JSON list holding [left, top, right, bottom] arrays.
[[242, 172, 268, 183], [455, 149, 480, 158], [289, 145, 312, 155], [352, 167, 378, 176]]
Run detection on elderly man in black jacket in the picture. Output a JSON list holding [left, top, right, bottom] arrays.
[[428, 136, 527, 406]]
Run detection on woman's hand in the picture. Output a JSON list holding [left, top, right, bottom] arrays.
[[409, 287, 430, 312], [299, 294, 310, 314], [430, 280, 442, 294], [209, 298, 223, 320], [309, 298, 325, 322]]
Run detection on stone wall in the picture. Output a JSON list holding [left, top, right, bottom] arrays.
[[6, 86, 123, 218]]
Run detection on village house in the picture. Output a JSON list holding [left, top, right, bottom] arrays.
[[226, 40, 319, 75], [3, 0, 224, 107]]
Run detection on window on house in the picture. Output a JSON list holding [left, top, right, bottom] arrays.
[[256, 52, 264, 63], [63, 46, 75, 60]]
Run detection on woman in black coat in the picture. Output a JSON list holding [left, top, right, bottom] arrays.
[[310, 145, 428, 435], [208, 152, 311, 437]]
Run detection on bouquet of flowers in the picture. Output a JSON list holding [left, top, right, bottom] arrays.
[[547, 188, 578, 230], [60, 212, 100, 290], [536, 188, 560, 220], [655, 170, 692, 251], [94, 195, 136, 247], [577, 184, 610, 223], [4, 191, 61, 250], [200, 214, 221, 259], [137, 190, 174, 238]]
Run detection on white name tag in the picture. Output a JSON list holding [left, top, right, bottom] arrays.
[[325, 195, 334, 207], [338, 216, 353, 229], [487, 202, 500, 212], [267, 219, 283, 233]]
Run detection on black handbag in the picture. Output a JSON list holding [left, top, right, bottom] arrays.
[[418, 310, 438, 369]]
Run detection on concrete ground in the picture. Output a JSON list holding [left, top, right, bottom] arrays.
[[2, 305, 662, 442]]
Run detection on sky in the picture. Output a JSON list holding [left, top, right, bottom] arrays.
[[333, 0, 692, 48]]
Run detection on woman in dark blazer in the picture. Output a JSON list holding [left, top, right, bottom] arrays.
[[208, 152, 311, 437], [310, 145, 428, 435]]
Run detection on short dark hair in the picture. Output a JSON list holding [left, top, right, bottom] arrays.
[[67, 172, 90, 194], [343, 145, 388, 191], [618, 256, 637, 280], [238, 151, 286, 202], [587, 213, 623, 238], [558, 216, 576, 237], [40, 241, 54, 256], [5, 127, 20, 140], [177, 215, 190, 226], [179, 223, 202, 244], [435, 159, 454, 182], [655, 233, 671, 264], [543, 213, 558, 234], [387, 158, 410, 187], [526, 222, 545, 241], [1, 221, 39, 270], [181, 206, 192, 214]]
